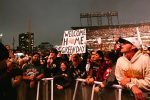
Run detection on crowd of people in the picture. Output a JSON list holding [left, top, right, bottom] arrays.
[[0, 36, 150, 100], [89, 24, 150, 37], [87, 25, 150, 51]]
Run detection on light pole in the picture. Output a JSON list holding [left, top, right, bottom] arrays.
[[0, 33, 3, 43]]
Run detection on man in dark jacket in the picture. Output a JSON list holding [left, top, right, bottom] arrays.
[[0, 42, 15, 100], [45, 48, 62, 77]]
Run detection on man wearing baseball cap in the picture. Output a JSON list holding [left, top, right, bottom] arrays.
[[115, 37, 150, 100], [118, 37, 141, 49]]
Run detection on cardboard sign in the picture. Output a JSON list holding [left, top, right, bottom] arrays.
[[61, 29, 86, 54]]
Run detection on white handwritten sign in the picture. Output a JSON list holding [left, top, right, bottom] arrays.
[[61, 29, 86, 54]]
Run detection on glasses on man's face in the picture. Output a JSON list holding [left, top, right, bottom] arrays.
[[120, 42, 132, 46]]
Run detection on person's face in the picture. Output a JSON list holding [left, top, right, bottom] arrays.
[[114, 43, 121, 51], [90, 55, 95, 62], [18, 58, 24, 66], [5, 45, 10, 51], [104, 57, 111, 65], [47, 56, 53, 65], [49, 52, 57, 59], [71, 54, 80, 66], [90, 54, 95, 62], [71, 54, 78, 61], [32, 54, 39, 61], [93, 53, 101, 61], [60, 63, 67, 71], [57, 52, 62, 57], [120, 43, 133, 53]]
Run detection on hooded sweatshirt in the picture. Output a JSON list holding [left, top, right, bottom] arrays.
[[115, 50, 150, 91]]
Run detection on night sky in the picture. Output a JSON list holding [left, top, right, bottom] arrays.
[[1, 0, 150, 48]]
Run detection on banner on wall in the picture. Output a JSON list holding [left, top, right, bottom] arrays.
[[61, 29, 86, 54]]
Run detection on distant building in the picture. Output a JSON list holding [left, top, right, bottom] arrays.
[[19, 32, 34, 53]]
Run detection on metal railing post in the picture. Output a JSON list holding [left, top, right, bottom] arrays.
[[91, 84, 96, 100], [72, 81, 79, 100], [45, 80, 48, 100], [41, 78, 53, 100], [36, 81, 40, 100], [118, 88, 122, 100], [112, 85, 123, 100], [51, 79, 53, 100]]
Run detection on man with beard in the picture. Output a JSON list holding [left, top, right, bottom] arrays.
[[22, 52, 44, 100]]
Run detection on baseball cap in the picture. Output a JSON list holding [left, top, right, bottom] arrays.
[[118, 37, 141, 49]]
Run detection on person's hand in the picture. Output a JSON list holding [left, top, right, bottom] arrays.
[[56, 84, 63, 90], [120, 78, 130, 87], [40, 60, 44, 65], [86, 77, 90, 84], [94, 86, 100, 93], [86, 77, 94, 84], [131, 85, 145, 100], [28, 75, 35, 80], [100, 83, 105, 88], [62, 74, 68, 78], [89, 77, 94, 84]]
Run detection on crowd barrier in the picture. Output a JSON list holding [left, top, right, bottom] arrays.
[[35, 78, 123, 100], [36, 78, 53, 100], [73, 78, 122, 100], [73, 78, 102, 100], [16, 78, 150, 100]]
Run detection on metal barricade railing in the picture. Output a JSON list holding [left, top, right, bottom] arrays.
[[35, 78, 150, 100], [91, 81, 102, 100], [112, 84, 123, 100], [36, 78, 150, 100], [73, 78, 102, 100], [73, 78, 123, 100], [36, 78, 123, 100], [36, 78, 54, 100], [72, 78, 86, 100]]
